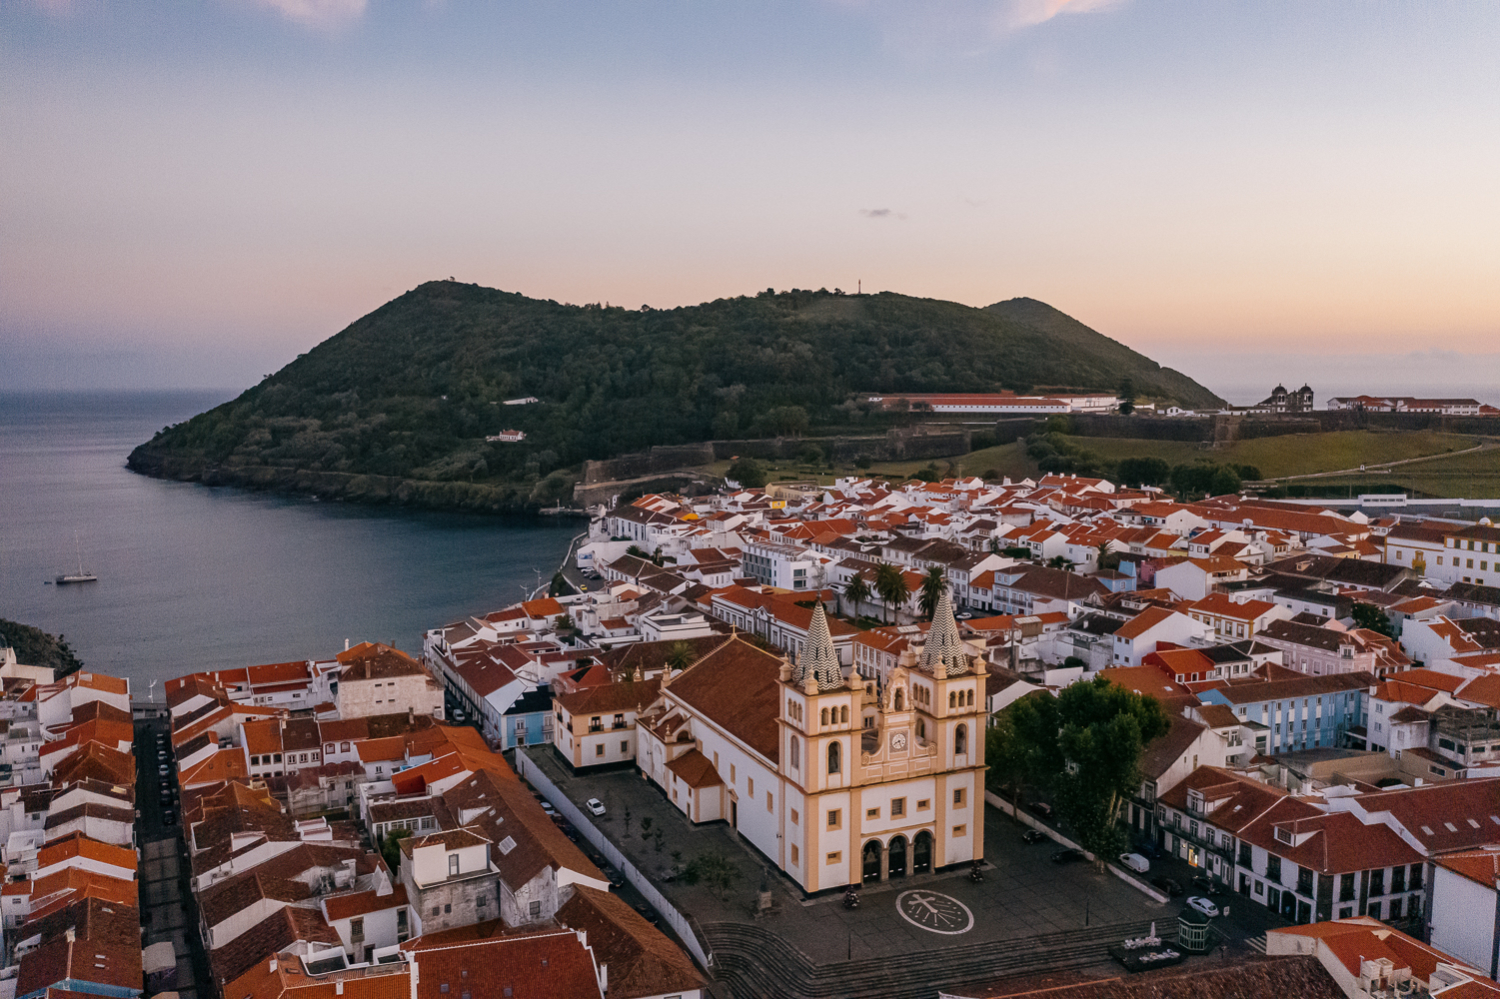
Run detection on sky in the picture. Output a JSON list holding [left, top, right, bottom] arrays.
[[3, 1, 1498, 403]]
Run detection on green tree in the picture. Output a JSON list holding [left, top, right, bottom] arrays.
[[1116, 456, 1171, 488], [683, 851, 742, 900], [1096, 541, 1121, 572], [1007, 676, 1170, 862], [984, 711, 1038, 805], [727, 457, 768, 489], [550, 572, 575, 597], [874, 563, 910, 625], [665, 641, 698, 673], [844, 574, 873, 618], [1352, 603, 1395, 638], [381, 829, 412, 872], [919, 567, 949, 620], [1208, 465, 1242, 496]]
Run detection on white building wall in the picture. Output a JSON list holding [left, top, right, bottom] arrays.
[[1430, 867, 1497, 976]]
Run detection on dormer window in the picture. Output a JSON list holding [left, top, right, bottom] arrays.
[[1275, 826, 1293, 845]]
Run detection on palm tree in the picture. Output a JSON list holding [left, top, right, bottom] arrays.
[[844, 573, 872, 620], [874, 562, 910, 625], [919, 567, 948, 620], [665, 641, 696, 673]]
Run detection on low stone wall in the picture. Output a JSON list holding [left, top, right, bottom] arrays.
[[515, 749, 716, 974], [581, 443, 716, 485]]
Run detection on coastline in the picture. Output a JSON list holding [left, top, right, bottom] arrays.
[[126, 445, 589, 519]]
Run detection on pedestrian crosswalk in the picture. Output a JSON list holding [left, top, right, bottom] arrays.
[[1247, 933, 1268, 954]]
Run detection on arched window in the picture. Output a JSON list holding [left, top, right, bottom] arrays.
[[955, 723, 968, 755], [948, 691, 956, 709], [790, 736, 800, 770], [840, 706, 849, 724], [894, 689, 904, 711], [967, 689, 975, 707], [828, 741, 842, 774], [916, 718, 926, 740], [821, 708, 828, 726]]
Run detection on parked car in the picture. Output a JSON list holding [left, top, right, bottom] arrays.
[[539, 801, 558, 817], [585, 798, 606, 817], [1051, 848, 1086, 865], [1022, 829, 1049, 845], [1150, 876, 1184, 897], [163, 810, 177, 826], [1186, 896, 1220, 918], [1191, 875, 1222, 896], [1133, 841, 1163, 860], [1119, 853, 1150, 874], [632, 903, 660, 926], [1028, 802, 1054, 818], [602, 867, 626, 890]]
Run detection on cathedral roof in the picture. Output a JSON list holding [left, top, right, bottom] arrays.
[[919, 591, 970, 676], [792, 603, 845, 691]]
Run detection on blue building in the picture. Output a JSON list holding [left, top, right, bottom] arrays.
[[502, 685, 554, 750], [1197, 670, 1371, 756]]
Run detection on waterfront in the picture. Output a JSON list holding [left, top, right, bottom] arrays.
[[0, 391, 576, 691]]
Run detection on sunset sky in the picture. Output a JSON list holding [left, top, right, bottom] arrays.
[[3, 1, 1498, 401]]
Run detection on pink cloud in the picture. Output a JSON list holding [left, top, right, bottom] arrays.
[[831, 0, 1124, 56], [247, 0, 368, 31]]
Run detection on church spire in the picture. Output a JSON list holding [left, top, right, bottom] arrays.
[[792, 601, 844, 691], [919, 590, 970, 676]]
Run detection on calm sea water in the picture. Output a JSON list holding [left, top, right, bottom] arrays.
[[0, 392, 577, 692]]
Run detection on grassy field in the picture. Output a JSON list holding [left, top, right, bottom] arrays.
[[1278, 446, 1500, 499], [692, 429, 1492, 493]]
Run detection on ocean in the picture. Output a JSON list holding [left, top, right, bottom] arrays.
[[0, 391, 577, 693]]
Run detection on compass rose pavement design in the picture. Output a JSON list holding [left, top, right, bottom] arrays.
[[896, 889, 975, 935]]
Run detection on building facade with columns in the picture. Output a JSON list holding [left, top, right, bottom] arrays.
[[637, 596, 987, 893]]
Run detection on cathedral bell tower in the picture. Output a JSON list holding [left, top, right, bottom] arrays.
[[911, 590, 985, 771], [778, 602, 857, 792]]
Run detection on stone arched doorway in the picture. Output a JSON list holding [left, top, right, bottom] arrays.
[[913, 830, 933, 875], [862, 840, 883, 883], [888, 835, 908, 878]]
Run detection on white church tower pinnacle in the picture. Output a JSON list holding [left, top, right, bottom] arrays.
[[792, 601, 845, 691], [919, 589, 971, 676]]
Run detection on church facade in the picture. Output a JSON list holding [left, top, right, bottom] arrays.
[[637, 594, 986, 893]]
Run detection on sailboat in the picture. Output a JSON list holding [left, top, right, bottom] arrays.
[[55, 533, 97, 585]]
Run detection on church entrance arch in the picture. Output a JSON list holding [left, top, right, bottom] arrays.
[[913, 831, 933, 874], [862, 840, 883, 883], [888, 835, 908, 878]]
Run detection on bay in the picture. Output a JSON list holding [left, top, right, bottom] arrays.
[[0, 391, 576, 694]]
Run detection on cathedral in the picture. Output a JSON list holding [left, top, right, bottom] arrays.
[[637, 592, 987, 893]]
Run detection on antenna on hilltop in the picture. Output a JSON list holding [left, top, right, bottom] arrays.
[[858, 280, 862, 295]]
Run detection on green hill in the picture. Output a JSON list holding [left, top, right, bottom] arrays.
[[985, 297, 1209, 403], [128, 282, 1223, 510], [0, 620, 85, 679]]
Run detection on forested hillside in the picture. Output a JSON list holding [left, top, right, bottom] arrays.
[[0, 620, 85, 679], [128, 282, 1221, 510]]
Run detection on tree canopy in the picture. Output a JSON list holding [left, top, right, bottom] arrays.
[[997, 676, 1171, 860], [0, 619, 84, 679]]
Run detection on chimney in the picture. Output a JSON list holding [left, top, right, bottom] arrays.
[[335, 980, 343, 995], [346, 639, 350, 651], [269, 959, 278, 973]]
